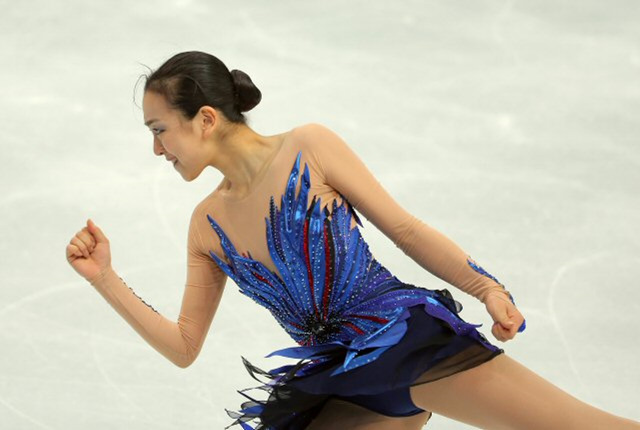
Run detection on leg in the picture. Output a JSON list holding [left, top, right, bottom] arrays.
[[306, 398, 433, 430], [409, 352, 640, 430]]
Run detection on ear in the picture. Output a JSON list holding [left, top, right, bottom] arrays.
[[197, 105, 217, 136]]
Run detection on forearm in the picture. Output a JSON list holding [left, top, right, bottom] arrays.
[[88, 268, 196, 368], [394, 215, 512, 304]]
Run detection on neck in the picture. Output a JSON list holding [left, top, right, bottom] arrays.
[[209, 124, 283, 196]]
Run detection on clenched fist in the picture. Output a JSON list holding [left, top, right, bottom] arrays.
[[484, 291, 526, 342], [66, 219, 112, 283]]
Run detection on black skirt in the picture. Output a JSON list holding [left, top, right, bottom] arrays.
[[225, 288, 505, 429]]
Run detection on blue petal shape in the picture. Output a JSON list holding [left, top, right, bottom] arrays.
[[331, 345, 393, 376]]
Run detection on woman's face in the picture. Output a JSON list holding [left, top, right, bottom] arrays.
[[142, 91, 201, 180]]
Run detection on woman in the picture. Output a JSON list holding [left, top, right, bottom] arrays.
[[66, 51, 639, 429]]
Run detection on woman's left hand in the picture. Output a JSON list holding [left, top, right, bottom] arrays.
[[484, 291, 525, 342]]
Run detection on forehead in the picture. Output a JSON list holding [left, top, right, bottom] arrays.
[[142, 91, 172, 124]]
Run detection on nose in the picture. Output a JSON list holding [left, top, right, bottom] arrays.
[[153, 136, 164, 156]]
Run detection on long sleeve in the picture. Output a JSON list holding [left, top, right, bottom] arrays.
[[87, 208, 228, 368], [300, 123, 512, 304]]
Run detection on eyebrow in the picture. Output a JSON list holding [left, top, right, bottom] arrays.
[[144, 118, 159, 127]]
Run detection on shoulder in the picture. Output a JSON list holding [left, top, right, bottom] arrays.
[[190, 189, 220, 225], [290, 122, 341, 142], [289, 123, 347, 152], [189, 200, 206, 229], [188, 195, 225, 253]]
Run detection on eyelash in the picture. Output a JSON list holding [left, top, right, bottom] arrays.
[[152, 129, 164, 136]]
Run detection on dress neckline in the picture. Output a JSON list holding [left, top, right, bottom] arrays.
[[216, 131, 291, 204]]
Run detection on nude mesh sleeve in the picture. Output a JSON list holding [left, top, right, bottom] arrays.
[[301, 123, 511, 304], [87, 208, 227, 368]]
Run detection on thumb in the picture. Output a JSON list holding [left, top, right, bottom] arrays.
[[494, 306, 514, 329], [502, 320, 515, 330], [87, 219, 108, 243]]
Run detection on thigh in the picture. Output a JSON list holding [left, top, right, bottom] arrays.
[[306, 398, 433, 430], [409, 352, 635, 430]]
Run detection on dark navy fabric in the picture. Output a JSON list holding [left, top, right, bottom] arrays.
[[228, 303, 505, 429], [338, 384, 425, 417]]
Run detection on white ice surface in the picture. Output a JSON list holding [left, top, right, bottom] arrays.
[[1, 0, 639, 428]]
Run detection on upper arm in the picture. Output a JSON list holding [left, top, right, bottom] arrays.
[[186, 205, 228, 290], [178, 207, 228, 365], [299, 123, 418, 248]]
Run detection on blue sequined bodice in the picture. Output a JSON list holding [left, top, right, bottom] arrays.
[[206, 151, 524, 354], [206, 151, 420, 347]]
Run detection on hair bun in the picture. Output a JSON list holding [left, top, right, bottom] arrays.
[[230, 69, 262, 113]]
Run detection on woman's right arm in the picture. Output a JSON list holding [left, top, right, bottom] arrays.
[[86, 209, 227, 368]]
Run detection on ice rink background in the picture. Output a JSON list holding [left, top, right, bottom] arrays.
[[1, 0, 639, 428]]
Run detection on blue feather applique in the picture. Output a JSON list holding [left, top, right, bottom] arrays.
[[206, 151, 421, 348]]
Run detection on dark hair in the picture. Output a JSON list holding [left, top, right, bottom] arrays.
[[141, 51, 261, 124]]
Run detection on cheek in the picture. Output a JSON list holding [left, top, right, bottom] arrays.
[[177, 138, 198, 160], [160, 138, 178, 154]]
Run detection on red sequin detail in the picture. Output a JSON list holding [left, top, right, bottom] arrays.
[[322, 222, 333, 321], [343, 321, 365, 335], [348, 314, 390, 324], [303, 218, 320, 317], [251, 272, 272, 286]]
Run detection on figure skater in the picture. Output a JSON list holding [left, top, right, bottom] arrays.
[[66, 51, 640, 430]]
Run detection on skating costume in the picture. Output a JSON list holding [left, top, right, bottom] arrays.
[[88, 123, 525, 430]]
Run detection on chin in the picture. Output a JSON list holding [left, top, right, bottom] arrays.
[[181, 167, 202, 182]]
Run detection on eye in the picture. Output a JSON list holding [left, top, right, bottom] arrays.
[[151, 128, 165, 136]]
